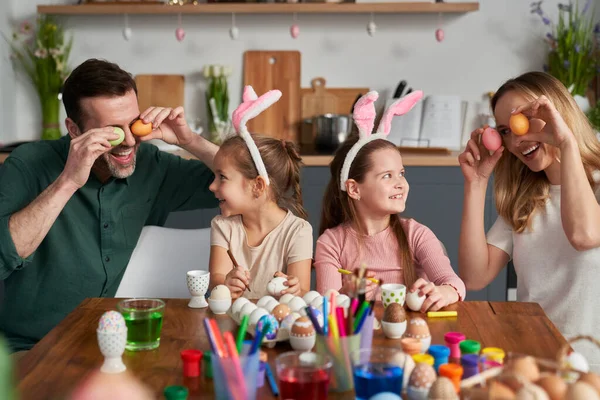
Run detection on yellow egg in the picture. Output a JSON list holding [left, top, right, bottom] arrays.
[[509, 113, 530, 136], [131, 119, 153, 137]]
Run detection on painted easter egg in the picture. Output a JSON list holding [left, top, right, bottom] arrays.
[[482, 127, 502, 151]]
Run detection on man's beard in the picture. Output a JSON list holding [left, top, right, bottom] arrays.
[[103, 152, 137, 179]]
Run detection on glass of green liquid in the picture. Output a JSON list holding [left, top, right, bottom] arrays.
[[117, 298, 165, 351]]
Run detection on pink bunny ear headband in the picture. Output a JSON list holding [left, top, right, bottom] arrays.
[[231, 86, 282, 186], [340, 90, 424, 191]]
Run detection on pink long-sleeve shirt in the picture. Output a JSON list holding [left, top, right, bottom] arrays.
[[314, 218, 466, 301]]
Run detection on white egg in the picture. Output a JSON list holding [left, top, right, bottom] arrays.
[[257, 296, 276, 309], [263, 298, 280, 313], [279, 293, 295, 305], [230, 297, 249, 319], [288, 296, 307, 313], [336, 294, 351, 309], [367, 21, 377, 37], [239, 302, 257, 320], [406, 291, 426, 312], [324, 289, 339, 299], [310, 295, 324, 309], [267, 277, 288, 297], [302, 291, 321, 305], [249, 308, 269, 328]]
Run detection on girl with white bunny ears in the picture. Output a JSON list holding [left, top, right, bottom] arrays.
[[208, 86, 314, 300], [314, 90, 466, 310]]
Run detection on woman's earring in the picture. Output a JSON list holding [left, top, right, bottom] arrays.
[[357, 196, 361, 201]]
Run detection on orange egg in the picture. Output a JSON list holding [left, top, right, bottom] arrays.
[[131, 119, 153, 137], [509, 113, 529, 136]]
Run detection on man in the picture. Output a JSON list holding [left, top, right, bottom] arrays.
[[0, 59, 219, 352]]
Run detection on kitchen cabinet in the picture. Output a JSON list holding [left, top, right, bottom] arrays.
[[164, 165, 508, 301]]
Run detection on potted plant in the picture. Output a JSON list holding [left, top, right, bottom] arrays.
[[203, 64, 232, 145], [531, 0, 599, 112], [5, 16, 73, 140]]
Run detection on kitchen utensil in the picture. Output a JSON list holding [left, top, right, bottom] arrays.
[[243, 51, 301, 143], [311, 114, 352, 154], [392, 80, 407, 99]]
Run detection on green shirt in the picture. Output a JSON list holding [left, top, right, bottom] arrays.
[[0, 136, 217, 352]]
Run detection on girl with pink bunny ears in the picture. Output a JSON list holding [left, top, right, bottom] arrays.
[[314, 91, 466, 311], [208, 86, 313, 300]]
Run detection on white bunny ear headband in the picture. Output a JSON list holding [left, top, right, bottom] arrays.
[[231, 86, 282, 186], [340, 90, 424, 191]]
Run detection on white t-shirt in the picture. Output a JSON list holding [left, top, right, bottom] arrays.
[[487, 183, 600, 370]]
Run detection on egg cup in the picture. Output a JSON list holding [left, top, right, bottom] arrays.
[[290, 334, 316, 352], [97, 329, 127, 374], [208, 297, 232, 315], [381, 320, 407, 339], [186, 270, 210, 308]]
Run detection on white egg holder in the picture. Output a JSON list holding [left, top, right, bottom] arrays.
[[228, 291, 341, 349]]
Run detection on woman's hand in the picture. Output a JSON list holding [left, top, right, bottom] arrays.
[[274, 271, 301, 296], [410, 278, 459, 312], [512, 95, 574, 149], [458, 126, 504, 186], [224, 266, 250, 300]]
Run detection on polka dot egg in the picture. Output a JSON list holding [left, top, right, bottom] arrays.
[[290, 316, 315, 338], [98, 311, 126, 334], [256, 314, 279, 340], [272, 304, 291, 322], [408, 362, 436, 389]]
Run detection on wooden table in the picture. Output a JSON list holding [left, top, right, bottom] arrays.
[[17, 299, 567, 399]]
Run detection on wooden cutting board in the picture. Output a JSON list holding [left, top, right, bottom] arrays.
[[301, 78, 338, 121], [243, 51, 301, 143], [135, 74, 184, 112]]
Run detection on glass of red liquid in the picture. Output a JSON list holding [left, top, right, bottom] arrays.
[[275, 351, 333, 400]]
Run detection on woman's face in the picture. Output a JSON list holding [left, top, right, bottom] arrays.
[[494, 90, 556, 173]]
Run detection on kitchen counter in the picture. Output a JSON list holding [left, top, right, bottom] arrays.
[[0, 147, 461, 167]]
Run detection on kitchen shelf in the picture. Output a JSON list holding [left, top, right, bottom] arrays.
[[37, 2, 479, 15]]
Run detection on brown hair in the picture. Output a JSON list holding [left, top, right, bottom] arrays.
[[491, 71, 600, 233], [219, 135, 308, 219], [319, 135, 417, 288], [62, 58, 138, 127]]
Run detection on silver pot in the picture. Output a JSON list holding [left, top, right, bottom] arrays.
[[307, 114, 352, 154]]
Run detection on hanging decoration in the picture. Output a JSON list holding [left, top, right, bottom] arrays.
[[175, 13, 185, 42], [122, 14, 132, 41], [290, 13, 299, 39], [229, 13, 239, 40], [367, 13, 376, 37], [435, 12, 444, 42]]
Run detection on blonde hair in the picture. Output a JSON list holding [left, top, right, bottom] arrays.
[[219, 135, 308, 220], [491, 71, 600, 233]]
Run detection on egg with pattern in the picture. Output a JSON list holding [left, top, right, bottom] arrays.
[[271, 304, 291, 323], [407, 363, 436, 400], [289, 316, 316, 351], [280, 312, 301, 332]]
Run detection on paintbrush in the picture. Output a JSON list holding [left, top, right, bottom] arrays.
[[227, 249, 251, 292]]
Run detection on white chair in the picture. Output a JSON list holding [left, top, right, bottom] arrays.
[[115, 226, 211, 298]]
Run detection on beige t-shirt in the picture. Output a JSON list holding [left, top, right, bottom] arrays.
[[210, 210, 313, 299]]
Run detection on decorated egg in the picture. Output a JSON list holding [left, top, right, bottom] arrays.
[[131, 119, 153, 137], [407, 363, 436, 399], [257, 296, 277, 309], [290, 316, 315, 338], [279, 293, 295, 305], [175, 27, 185, 42], [383, 302, 406, 323], [267, 277, 287, 297], [509, 113, 529, 136], [288, 296, 307, 313], [229, 26, 239, 40], [240, 302, 257, 319], [428, 377, 458, 399], [98, 311, 127, 334], [482, 127, 502, 152], [404, 318, 430, 339], [249, 308, 269, 328], [302, 291, 321, 305], [271, 304, 291, 322], [435, 28, 445, 42], [290, 24, 299, 39], [406, 291, 426, 312], [563, 352, 590, 383], [256, 314, 279, 340], [122, 27, 132, 41], [281, 312, 301, 332]]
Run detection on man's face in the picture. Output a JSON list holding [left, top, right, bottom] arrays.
[[78, 90, 141, 179]]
